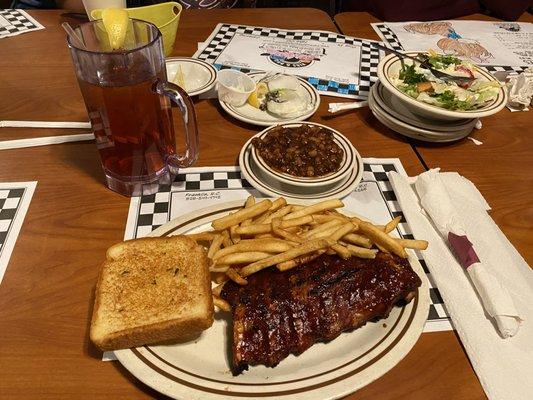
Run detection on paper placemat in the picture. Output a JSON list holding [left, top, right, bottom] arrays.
[[0, 181, 36, 284], [193, 23, 383, 99], [0, 9, 44, 39], [123, 160, 451, 332], [371, 21, 531, 75]]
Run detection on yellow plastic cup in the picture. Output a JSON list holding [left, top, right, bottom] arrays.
[[91, 2, 182, 56]]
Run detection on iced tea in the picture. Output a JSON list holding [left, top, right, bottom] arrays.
[[78, 71, 175, 182]]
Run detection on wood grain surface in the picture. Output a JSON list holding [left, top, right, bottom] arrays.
[[334, 12, 533, 265], [1, 8, 526, 400]]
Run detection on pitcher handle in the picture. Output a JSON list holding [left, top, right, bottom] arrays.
[[155, 81, 199, 169]]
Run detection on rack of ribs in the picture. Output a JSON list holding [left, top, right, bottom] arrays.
[[221, 251, 422, 375]]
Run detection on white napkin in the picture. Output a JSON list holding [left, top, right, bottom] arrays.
[[389, 170, 533, 400], [505, 67, 533, 112], [415, 169, 521, 338]]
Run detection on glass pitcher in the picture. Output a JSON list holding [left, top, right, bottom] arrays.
[[67, 19, 198, 196]]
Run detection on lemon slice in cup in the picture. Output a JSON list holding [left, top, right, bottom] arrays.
[[101, 8, 129, 50]]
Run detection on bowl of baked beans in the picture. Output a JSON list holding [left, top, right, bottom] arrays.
[[250, 122, 357, 187]]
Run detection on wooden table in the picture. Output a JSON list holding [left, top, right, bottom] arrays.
[[0, 8, 526, 400]]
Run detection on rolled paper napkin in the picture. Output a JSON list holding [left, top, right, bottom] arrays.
[[415, 169, 522, 338]]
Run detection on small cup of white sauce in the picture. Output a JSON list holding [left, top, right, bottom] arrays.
[[217, 69, 256, 107]]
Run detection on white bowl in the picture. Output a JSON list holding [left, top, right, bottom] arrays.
[[377, 51, 507, 121], [369, 86, 473, 143], [250, 122, 357, 188], [216, 69, 255, 106], [373, 81, 478, 132]]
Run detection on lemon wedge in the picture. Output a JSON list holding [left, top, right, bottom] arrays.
[[101, 8, 129, 50], [173, 65, 186, 90], [247, 82, 268, 108]]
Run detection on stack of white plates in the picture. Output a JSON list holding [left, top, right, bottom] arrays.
[[369, 81, 478, 143]]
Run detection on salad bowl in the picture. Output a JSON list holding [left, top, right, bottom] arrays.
[[377, 51, 507, 121]]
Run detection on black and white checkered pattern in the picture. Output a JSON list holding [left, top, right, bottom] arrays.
[[0, 188, 25, 255], [196, 24, 383, 99], [130, 164, 450, 326], [0, 9, 43, 38], [364, 163, 449, 322], [373, 24, 404, 51], [134, 171, 252, 237], [373, 23, 528, 75]]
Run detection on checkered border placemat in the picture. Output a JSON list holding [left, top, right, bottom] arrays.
[[128, 163, 450, 329], [0, 188, 26, 255], [0, 9, 44, 38], [372, 23, 528, 75], [195, 24, 382, 99], [0, 182, 36, 284]]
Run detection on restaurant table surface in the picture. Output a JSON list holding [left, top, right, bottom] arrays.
[[0, 7, 529, 400]]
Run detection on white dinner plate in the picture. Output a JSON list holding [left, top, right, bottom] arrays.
[[166, 57, 217, 97], [239, 135, 363, 200], [370, 86, 473, 143], [114, 201, 430, 400], [218, 71, 320, 127]]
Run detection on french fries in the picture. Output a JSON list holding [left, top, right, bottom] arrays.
[[303, 218, 343, 238], [207, 233, 224, 259], [277, 250, 325, 271], [330, 222, 357, 241], [331, 243, 351, 259], [342, 233, 372, 248], [187, 231, 218, 242], [183, 197, 427, 303], [212, 296, 231, 312], [226, 267, 248, 285], [283, 199, 344, 221], [396, 238, 428, 250], [357, 220, 408, 258], [212, 282, 225, 297], [240, 195, 256, 227], [385, 216, 402, 233], [240, 238, 335, 277], [212, 199, 272, 230], [268, 197, 287, 212], [212, 238, 294, 260], [216, 251, 273, 265], [209, 264, 229, 273], [345, 244, 378, 259], [229, 225, 241, 244], [236, 215, 314, 235], [221, 230, 232, 248]]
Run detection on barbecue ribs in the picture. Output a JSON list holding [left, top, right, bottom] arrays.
[[220, 252, 422, 375]]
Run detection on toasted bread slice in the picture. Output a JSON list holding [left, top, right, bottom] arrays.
[[90, 235, 213, 351]]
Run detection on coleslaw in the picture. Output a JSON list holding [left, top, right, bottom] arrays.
[[391, 50, 501, 111]]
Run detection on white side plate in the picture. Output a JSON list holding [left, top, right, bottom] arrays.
[[219, 72, 320, 127]]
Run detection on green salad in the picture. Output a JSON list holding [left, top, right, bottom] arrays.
[[391, 50, 501, 111]]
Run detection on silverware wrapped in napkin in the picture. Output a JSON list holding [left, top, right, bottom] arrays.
[[389, 169, 533, 400], [414, 169, 522, 338]]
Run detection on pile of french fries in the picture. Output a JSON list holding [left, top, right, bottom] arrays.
[[186, 197, 428, 311]]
